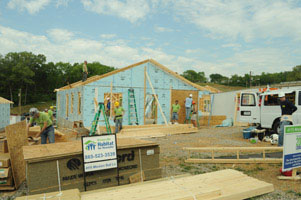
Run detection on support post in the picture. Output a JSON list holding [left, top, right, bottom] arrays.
[[144, 67, 146, 125], [110, 82, 113, 119]]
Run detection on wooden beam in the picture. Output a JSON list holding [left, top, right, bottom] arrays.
[[184, 147, 283, 151], [186, 158, 282, 164], [145, 71, 168, 125], [144, 66, 146, 125]]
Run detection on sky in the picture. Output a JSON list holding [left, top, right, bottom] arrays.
[[0, 0, 301, 77]]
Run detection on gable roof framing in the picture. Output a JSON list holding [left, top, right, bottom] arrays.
[[55, 59, 209, 92], [0, 97, 13, 104]]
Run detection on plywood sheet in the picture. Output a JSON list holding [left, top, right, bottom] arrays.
[[81, 169, 274, 200], [5, 120, 28, 188], [171, 90, 198, 123], [23, 138, 158, 162]]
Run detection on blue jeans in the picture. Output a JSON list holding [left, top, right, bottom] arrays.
[[115, 118, 123, 133], [41, 125, 55, 144], [185, 107, 191, 120], [172, 112, 179, 120], [278, 120, 292, 146]]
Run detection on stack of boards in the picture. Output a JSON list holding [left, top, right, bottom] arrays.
[[18, 169, 274, 200]]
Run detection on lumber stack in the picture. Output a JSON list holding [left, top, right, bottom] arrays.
[[118, 124, 198, 139], [23, 138, 162, 194], [0, 153, 14, 190], [81, 169, 274, 200], [199, 115, 226, 126]]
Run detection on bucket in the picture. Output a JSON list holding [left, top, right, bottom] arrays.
[[243, 127, 256, 139]]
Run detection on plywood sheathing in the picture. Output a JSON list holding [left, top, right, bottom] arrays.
[[171, 90, 199, 124], [81, 169, 274, 200], [5, 120, 28, 188]]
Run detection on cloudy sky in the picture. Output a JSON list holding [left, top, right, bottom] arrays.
[[0, 0, 301, 76]]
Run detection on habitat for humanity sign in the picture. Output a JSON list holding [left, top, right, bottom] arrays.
[[283, 125, 301, 171], [82, 135, 117, 172]]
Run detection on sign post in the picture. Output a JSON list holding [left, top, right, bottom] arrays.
[[282, 125, 301, 180], [82, 134, 118, 191]]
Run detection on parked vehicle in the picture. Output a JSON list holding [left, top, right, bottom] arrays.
[[238, 88, 301, 134]]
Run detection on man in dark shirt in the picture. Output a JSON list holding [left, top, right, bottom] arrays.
[[278, 92, 297, 146]]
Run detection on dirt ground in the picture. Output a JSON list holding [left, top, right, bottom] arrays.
[[144, 126, 301, 200], [1, 126, 300, 200]]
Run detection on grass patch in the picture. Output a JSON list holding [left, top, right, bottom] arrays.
[[11, 101, 56, 115]]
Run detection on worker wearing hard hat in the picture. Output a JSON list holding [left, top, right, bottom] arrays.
[[26, 108, 55, 144], [278, 92, 297, 146], [114, 101, 124, 133], [184, 94, 193, 123]]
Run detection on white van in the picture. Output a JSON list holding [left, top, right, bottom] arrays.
[[238, 88, 301, 134]]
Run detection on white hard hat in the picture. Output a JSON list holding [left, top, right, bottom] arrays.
[[278, 92, 285, 98], [189, 94, 193, 97], [107, 97, 110, 100], [29, 108, 39, 116]]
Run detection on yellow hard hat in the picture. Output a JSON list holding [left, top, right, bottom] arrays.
[[50, 106, 54, 109], [114, 102, 119, 107]]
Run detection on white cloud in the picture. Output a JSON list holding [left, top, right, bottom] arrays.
[[56, 0, 71, 7], [171, 0, 301, 41], [7, 0, 51, 14], [81, 0, 151, 23], [100, 34, 117, 39], [0, 25, 299, 77], [47, 29, 74, 42], [222, 43, 242, 48], [154, 26, 174, 33]]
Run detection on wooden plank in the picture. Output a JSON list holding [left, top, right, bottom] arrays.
[[145, 72, 168, 125], [184, 147, 283, 151], [81, 169, 274, 200], [5, 120, 28, 188], [15, 189, 81, 200], [185, 158, 282, 164]]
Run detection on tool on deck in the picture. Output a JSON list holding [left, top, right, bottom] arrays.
[[128, 88, 139, 125], [89, 102, 112, 136]]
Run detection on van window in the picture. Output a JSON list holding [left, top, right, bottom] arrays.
[[241, 93, 256, 106], [299, 91, 301, 105], [264, 92, 296, 106], [264, 94, 279, 106]]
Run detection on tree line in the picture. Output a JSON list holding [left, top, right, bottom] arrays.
[[181, 66, 301, 87], [1, 51, 300, 105], [0, 52, 115, 105]]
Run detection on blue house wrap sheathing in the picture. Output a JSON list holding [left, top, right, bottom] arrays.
[[55, 59, 213, 127], [0, 97, 13, 130]]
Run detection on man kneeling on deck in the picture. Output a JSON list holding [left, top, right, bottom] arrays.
[[26, 108, 55, 144]]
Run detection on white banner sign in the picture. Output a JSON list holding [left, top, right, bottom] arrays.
[[82, 134, 117, 172], [283, 125, 301, 171]]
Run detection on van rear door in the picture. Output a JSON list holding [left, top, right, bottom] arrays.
[[238, 92, 260, 123]]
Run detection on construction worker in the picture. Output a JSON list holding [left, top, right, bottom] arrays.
[[106, 98, 111, 116], [184, 94, 193, 123], [278, 92, 297, 146], [171, 100, 180, 124], [114, 102, 124, 133], [26, 108, 55, 144], [191, 101, 197, 127], [82, 60, 88, 82]]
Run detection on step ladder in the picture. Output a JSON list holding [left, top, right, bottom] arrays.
[[128, 88, 139, 125], [89, 102, 112, 136]]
